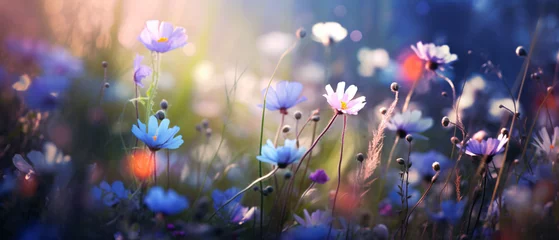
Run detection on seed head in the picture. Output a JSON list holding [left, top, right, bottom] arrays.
[[390, 82, 399, 92], [441, 116, 450, 127], [282, 125, 291, 133], [356, 153, 365, 162], [294, 111, 302, 120], [432, 162, 441, 171], [405, 134, 413, 142], [155, 110, 165, 120], [160, 99, 169, 110], [284, 171, 292, 179], [396, 158, 405, 165], [264, 185, 274, 193], [379, 107, 387, 115], [515, 46, 527, 57], [311, 115, 320, 122], [104, 82, 110, 88], [101, 61, 108, 68], [296, 28, 307, 39]]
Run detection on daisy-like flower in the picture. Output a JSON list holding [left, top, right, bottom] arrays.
[[457, 133, 508, 162], [144, 186, 189, 215], [428, 200, 466, 225], [131, 116, 183, 151], [138, 20, 188, 53], [387, 110, 433, 139], [309, 169, 330, 184], [283, 209, 336, 240], [261, 81, 307, 114], [323, 82, 366, 115], [212, 187, 256, 225], [312, 22, 348, 46], [532, 126, 559, 162], [90, 181, 130, 207], [411, 41, 458, 71], [133, 54, 152, 88], [12, 142, 72, 187], [256, 139, 306, 168]]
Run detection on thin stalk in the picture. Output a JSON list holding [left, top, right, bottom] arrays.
[[166, 150, 170, 189], [327, 114, 348, 239], [133, 84, 140, 151], [471, 173, 487, 236], [294, 182, 315, 211], [405, 172, 439, 225], [402, 141, 413, 238], [152, 151, 157, 185], [209, 168, 279, 220], [384, 137, 400, 172], [297, 121, 318, 194]]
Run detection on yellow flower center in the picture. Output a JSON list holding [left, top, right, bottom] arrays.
[[152, 135, 158, 141], [340, 101, 348, 110], [157, 37, 169, 43]]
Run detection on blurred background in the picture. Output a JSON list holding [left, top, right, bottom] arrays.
[[1, 0, 559, 237]]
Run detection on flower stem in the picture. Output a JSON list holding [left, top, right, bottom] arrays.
[[208, 168, 279, 220], [152, 151, 157, 185], [294, 182, 315, 211], [327, 114, 347, 239], [297, 120, 318, 195], [166, 149, 170, 189]]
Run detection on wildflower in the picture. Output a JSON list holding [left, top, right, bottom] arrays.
[[457, 133, 508, 162], [260, 81, 307, 114], [212, 187, 256, 225], [429, 200, 466, 225], [532, 126, 559, 162], [138, 20, 188, 53], [131, 116, 183, 151], [39, 46, 83, 78], [312, 22, 348, 46], [309, 169, 330, 184], [387, 110, 433, 139], [411, 41, 457, 71], [410, 151, 451, 182], [144, 186, 189, 215], [323, 81, 366, 115], [91, 181, 130, 206], [12, 142, 72, 187], [133, 54, 152, 88], [256, 139, 306, 168], [24, 75, 71, 111], [283, 209, 335, 240]]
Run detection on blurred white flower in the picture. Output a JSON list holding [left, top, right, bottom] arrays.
[[294, 62, 325, 83], [488, 97, 521, 121], [312, 22, 347, 46], [357, 48, 390, 77], [257, 32, 294, 58]]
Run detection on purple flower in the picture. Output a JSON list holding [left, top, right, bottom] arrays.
[[386, 110, 433, 139], [133, 54, 152, 88], [261, 81, 307, 114], [138, 20, 187, 53], [458, 133, 508, 161], [309, 169, 329, 184], [144, 186, 189, 215], [212, 187, 256, 225], [39, 46, 83, 78], [411, 41, 457, 71]]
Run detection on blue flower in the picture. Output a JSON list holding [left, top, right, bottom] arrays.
[[458, 134, 508, 162], [144, 186, 189, 215], [411, 41, 457, 71], [257, 139, 306, 168], [410, 151, 451, 182], [133, 54, 152, 88], [24, 75, 71, 111], [261, 81, 307, 114], [518, 163, 554, 188], [283, 209, 337, 240], [138, 20, 187, 53], [131, 116, 183, 151], [91, 181, 130, 206], [387, 110, 433, 139], [212, 187, 256, 225], [428, 200, 466, 225], [39, 46, 83, 78]]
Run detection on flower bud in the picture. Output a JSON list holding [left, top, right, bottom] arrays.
[[205, 128, 212, 138], [311, 115, 320, 122], [201, 119, 209, 129], [284, 171, 292, 179], [195, 124, 203, 132], [356, 153, 365, 162], [294, 111, 302, 120], [264, 185, 274, 193], [432, 162, 441, 171], [500, 128, 509, 137], [282, 125, 291, 133], [155, 110, 165, 120], [451, 136, 460, 144], [515, 46, 527, 57], [547, 86, 554, 94], [396, 158, 405, 165], [514, 159, 519, 164], [379, 107, 387, 115], [405, 134, 413, 142], [390, 82, 399, 92], [104, 82, 110, 88], [101, 61, 108, 68], [253, 186, 260, 191], [160, 99, 169, 110], [441, 91, 448, 97], [296, 28, 306, 39], [441, 116, 450, 127]]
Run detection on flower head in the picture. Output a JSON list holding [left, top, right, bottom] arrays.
[[458, 133, 508, 161], [411, 41, 457, 71], [91, 181, 130, 206], [212, 187, 255, 225], [312, 22, 347, 46], [24, 75, 71, 111], [12, 142, 72, 187], [283, 209, 336, 240], [323, 82, 366, 115], [138, 20, 188, 53], [429, 200, 466, 225], [293, 209, 332, 228], [131, 116, 183, 151], [309, 169, 330, 184], [144, 186, 189, 215], [261, 81, 307, 114], [532, 126, 559, 162], [133, 54, 152, 88], [387, 110, 433, 139], [257, 139, 306, 168]]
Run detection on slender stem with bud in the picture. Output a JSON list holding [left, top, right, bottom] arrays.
[[327, 114, 347, 239]]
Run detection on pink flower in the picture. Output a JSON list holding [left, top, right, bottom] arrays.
[[323, 82, 366, 115], [138, 20, 188, 53]]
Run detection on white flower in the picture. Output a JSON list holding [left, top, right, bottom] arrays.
[[257, 32, 294, 58], [533, 126, 559, 162], [312, 22, 347, 46], [357, 48, 390, 77]]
